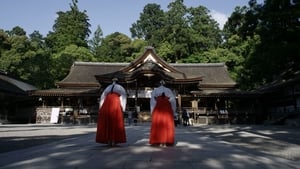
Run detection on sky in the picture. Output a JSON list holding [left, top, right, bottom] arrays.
[[0, 0, 251, 38]]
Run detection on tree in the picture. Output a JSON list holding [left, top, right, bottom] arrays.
[[0, 27, 30, 77], [0, 29, 11, 57], [240, 0, 300, 89], [9, 26, 26, 36], [187, 6, 222, 53], [126, 39, 148, 62], [25, 31, 53, 89], [44, 0, 92, 84], [52, 44, 95, 81], [162, 0, 189, 62], [89, 25, 103, 56], [97, 32, 132, 62], [46, 0, 91, 53], [130, 3, 165, 47], [0, 27, 54, 88], [222, 2, 262, 90], [29, 31, 45, 49], [131, 0, 223, 63]]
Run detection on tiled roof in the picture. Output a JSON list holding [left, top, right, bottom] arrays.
[[171, 63, 237, 88], [34, 47, 238, 96], [56, 62, 128, 88], [57, 47, 236, 88], [258, 68, 300, 93], [0, 73, 37, 96], [57, 62, 236, 88]]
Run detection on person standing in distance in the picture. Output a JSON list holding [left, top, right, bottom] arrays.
[[149, 80, 176, 146], [96, 78, 127, 147]]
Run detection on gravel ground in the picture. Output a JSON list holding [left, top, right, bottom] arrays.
[[0, 124, 299, 161], [189, 124, 300, 161], [0, 124, 96, 153]]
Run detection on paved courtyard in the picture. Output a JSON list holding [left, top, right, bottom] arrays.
[[0, 123, 299, 169]]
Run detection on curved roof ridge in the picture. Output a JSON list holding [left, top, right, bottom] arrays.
[[74, 61, 129, 66], [171, 63, 225, 67]]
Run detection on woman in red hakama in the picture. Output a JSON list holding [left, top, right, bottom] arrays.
[[149, 80, 176, 146], [96, 78, 127, 146]]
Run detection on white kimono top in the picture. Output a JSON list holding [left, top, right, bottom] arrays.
[[150, 85, 176, 115], [99, 82, 127, 112]]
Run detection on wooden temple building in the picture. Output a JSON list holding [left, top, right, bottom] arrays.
[[0, 71, 37, 123], [31, 47, 262, 124], [258, 66, 300, 125]]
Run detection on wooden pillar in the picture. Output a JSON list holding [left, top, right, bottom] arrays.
[[192, 100, 198, 110], [60, 97, 64, 108], [135, 80, 138, 107], [177, 94, 182, 111]]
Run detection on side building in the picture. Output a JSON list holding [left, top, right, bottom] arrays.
[[258, 66, 300, 126], [0, 71, 37, 124]]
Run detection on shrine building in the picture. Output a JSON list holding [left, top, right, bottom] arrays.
[[31, 47, 261, 124]]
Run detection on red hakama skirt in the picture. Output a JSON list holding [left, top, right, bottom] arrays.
[[96, 92, 126, 144], [149, 96, 175, 145]]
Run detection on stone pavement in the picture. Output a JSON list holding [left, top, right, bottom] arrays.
[[0, 124, 299, 169]]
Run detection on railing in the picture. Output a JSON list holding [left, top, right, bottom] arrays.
[[35, 106, 98, 124], [179, 107, 258, 125]]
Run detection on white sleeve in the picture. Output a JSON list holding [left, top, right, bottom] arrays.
[[165, 88, 177, 115], [114, 84, 127, 112], [99, 84, 112, 109], [150, 90, 157, 114]]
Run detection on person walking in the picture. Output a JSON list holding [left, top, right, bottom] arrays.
[[182, 108, 190, 126], [96, 78, 127, 147], [149, 80, 176, 146]]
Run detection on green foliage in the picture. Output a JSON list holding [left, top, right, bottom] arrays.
[[156, 41, 174, 62], [163, 0, 190, 62], [130, 3, 165, 46], [9, 26, 26, 36], [46, 0, 91, 53], [227, 0, 300, 90], [51, 44, 95, 81], [1, 0, 299, 92], [96, 32, 132, 62], [130, 0, 222, 63], [127, 39, 148, 61], [0, 29, 11, 57], [0, 0, 94, 89], [45, 0, 92, 85], [89, 25, 103, 56], [0, 28, 54, 89], [0, 32, 30, 73], [187, 6, 222, 51]]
